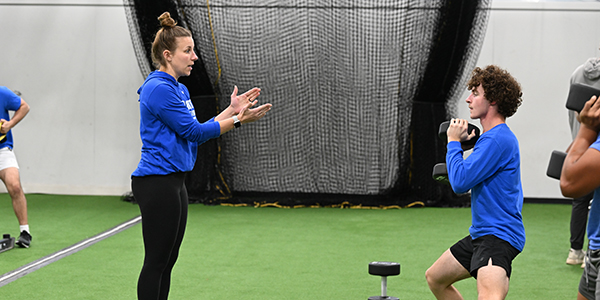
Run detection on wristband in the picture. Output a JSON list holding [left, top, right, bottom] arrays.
[[232, 116, 241, 128]]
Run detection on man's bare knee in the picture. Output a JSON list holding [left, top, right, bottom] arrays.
[[7, 183, 24, 198]]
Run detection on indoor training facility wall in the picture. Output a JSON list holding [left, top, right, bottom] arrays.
[[0, 0, 143, 195], [0, 0, 598, 199], [456, 1, 600, 199]]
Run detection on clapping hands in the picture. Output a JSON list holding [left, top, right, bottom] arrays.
[[230, 86, 272, 124]]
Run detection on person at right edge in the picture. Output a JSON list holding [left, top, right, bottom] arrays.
[[426, 65, 525, 300], [561, 92, 600, 300], [565, 52, 600, 268], [131, 12, 272, 300]]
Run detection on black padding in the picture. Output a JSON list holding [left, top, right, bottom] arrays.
[[438, 121, 480, 149], [546, 150, 566, 180], [368, 261, 400, 277], [566, 83, 600, 113], [432, 163, 449, 185]]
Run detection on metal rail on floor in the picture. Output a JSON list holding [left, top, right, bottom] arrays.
[[0, 215, 141, 287]]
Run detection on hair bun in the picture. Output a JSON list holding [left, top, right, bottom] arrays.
[[158, 12, 177, 28]]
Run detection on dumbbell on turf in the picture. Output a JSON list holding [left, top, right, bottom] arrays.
[[368, 261, 400, 300], [432, 121, 481, 184], [0, 234, 15, 254]]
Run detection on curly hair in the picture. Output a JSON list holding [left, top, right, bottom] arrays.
[[467, 65, 523, 118]]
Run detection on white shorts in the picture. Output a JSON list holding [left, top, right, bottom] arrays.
[[0, 147, 19, 171]]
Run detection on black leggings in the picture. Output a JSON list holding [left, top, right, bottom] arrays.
[[132, 172, 188, 300], [571, 192, 593, 250]]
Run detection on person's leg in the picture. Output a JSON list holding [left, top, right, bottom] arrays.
[[469, 235, 520, 300], [570, 193, 592, 250], [0, 167, 27, 225], [579, 249, 599, 300], [578, 291, 590, 300], [158, 181, 188, 300], [0, 165, 31, 247], [426, 249, 471, 300], [476, 259, 509, 300], [133, 173, 187, 300]]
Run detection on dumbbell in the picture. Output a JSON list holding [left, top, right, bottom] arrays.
[[368, 261, 400, 300], [566, 83, 600, 112], [548, 84, 600, 180], [546, 150, 566, 180], [432, 121, 481, 184], [432, 163, 449, 185], [437, 120, 480, 149], [0, 234, 15, 254]]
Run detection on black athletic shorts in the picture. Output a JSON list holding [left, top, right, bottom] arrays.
[[578, 248, 600, 300], [450, 235, 521, 279]]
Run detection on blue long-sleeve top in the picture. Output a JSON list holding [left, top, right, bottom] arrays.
[[446, 123, 526, 251], [132, 71, 221, 177], [586, 134, 600, 250], [0, 86, 22, 150]]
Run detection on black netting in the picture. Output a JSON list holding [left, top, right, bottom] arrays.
[[123, 0, 490, 207]]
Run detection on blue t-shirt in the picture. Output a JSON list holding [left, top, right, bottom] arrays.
[[132, 71, 221, 177], [447, 123, 526, 251], [0, 86, 23, 149], [586, 133, 600, 250]]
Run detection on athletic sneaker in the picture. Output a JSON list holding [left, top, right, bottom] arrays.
[[567, 248, 584, 265], [16, 231, 32, 248]]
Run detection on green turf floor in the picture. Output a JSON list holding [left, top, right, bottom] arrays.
[[0, 194, 584, 299]]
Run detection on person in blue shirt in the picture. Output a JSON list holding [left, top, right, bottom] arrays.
[[426, 65, 524, 300], [131, 12, 272, 300], [561, 95, 600, 300], [564, 54, 600, 267], [0, 87, 31, 248]]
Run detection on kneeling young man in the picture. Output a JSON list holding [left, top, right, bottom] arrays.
[[425, 65, 525, 300]]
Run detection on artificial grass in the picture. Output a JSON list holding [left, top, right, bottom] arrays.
[[0, 194, 141, 275], [0, 195, 584, 299]]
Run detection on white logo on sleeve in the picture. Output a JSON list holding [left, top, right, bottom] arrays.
[[185, 99, 196, 118]]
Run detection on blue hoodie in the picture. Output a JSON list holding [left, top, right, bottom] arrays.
[[132, 71, 221, 177]]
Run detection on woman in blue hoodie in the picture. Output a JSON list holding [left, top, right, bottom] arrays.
[[131, 12, 272, 300]]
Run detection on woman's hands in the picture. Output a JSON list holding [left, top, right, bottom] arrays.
[[228, 85, 272, 124], [237, 100, 272, 124], [215, 85, 271, 133], [230, 86, 261, 114]]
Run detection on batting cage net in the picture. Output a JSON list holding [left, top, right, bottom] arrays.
[[123, 0, 491, 207]]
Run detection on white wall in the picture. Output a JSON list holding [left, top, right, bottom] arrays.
[[0, 0, 143, 195], [0, 1, 597, 198], [456, 1, 600, 199]]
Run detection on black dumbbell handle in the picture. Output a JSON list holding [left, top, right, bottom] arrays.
[[546, 150, 566, 180], [438, 121, 480, 149], [566, 83, 600, 113]]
